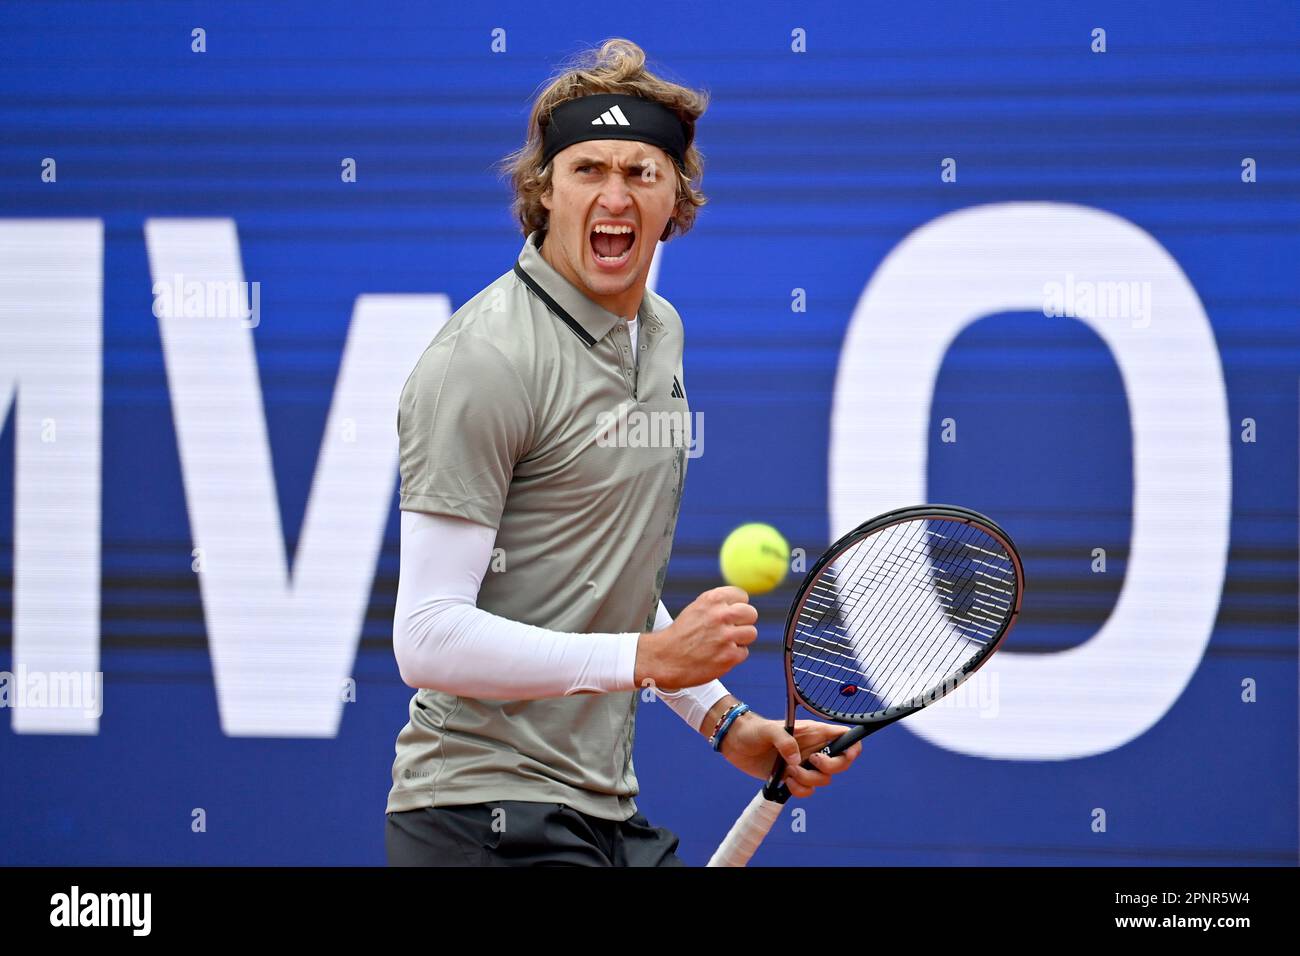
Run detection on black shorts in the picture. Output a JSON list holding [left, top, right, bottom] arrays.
[[385, 800, 686, 867]]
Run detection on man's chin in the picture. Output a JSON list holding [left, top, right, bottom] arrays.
[[582, 262, 639, 293]]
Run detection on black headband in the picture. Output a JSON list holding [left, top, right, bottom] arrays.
[[541, 93, 691, 172]]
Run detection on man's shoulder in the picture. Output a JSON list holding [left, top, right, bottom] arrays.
[[410, 268, 540, 379], [449, 265, 539, 339]]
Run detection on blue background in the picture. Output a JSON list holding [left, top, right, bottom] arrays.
[[1, 0, 1297, 865]]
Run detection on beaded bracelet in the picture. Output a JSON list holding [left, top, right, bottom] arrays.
[[709, 703, 751, 752], [707, 701, 740, 742]]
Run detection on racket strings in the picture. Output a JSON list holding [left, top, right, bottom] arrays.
[[791, 518, 1017, 718], [821, 526, 974, 703], [836, 523, 1012, 705], [837, 523, 1010, 703], [806, 524, 954, 685]]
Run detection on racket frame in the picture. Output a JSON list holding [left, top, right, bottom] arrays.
[[761, 503, 1025, 802]]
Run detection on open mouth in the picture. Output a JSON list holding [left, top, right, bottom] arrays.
[[590, 224, 636, 267]]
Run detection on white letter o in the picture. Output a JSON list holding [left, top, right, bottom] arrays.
[[829, 202, 1230, 759]]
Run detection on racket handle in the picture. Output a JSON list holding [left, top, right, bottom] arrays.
[[706, 789, 782, 867], [765, 723, 870, 803]]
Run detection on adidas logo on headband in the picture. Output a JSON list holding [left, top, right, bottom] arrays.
[[591, 105, 631, 127]]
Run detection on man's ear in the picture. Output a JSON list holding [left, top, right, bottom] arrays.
[[539, 172, 554, 212]]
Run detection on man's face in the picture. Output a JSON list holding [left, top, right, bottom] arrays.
[[539, 139, 678, 315]]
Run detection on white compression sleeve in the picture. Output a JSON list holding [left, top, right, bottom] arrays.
[[648, 601, 732, 732], [392, 510, 640, 698]]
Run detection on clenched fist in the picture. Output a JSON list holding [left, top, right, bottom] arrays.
[[634, 586, 758, 690]]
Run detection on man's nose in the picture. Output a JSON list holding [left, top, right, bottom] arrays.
[[598, 174, 632, 211]]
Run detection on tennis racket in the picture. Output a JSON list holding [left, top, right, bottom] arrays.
[[706, 504, 1025, 867]]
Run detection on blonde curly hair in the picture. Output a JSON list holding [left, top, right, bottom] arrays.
[[497, 38, 710, 242]]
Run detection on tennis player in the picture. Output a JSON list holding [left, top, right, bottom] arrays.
[[384, 38, 861, 867]]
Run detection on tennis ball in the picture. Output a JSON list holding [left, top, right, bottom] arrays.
[[719, 523, 790, 596]]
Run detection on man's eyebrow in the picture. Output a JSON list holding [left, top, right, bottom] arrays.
[[568, 155, 650, 169]]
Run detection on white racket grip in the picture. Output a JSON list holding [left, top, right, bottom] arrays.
[[706, 789, 782, 867]]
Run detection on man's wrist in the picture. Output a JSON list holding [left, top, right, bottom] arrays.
[[632, 630, 662, 689], [709, 701, 751, 751], [699, 694, 742, 737]]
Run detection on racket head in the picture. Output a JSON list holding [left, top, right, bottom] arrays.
[[780, 504, 1024, 728]]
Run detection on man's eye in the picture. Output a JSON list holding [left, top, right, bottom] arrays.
[[576, 165, 595, 174]]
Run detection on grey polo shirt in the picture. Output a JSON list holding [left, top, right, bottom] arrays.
[[387, 229, 691, 821]]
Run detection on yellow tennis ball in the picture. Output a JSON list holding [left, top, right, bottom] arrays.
[[719, 523, 790, 596]]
